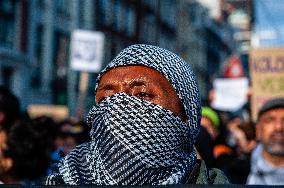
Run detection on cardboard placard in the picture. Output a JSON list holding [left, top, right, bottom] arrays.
[[249, 48, 284, 121]]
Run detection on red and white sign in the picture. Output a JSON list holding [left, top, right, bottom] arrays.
[[223, 54, 244, 78]]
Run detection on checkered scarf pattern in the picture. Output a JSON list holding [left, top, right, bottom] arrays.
[[57, 44, 201, 185]]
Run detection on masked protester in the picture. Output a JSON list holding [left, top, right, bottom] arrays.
[[45, 44, 229, 185]]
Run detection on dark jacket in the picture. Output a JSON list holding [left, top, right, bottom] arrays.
[[190, 160, 230, 184]]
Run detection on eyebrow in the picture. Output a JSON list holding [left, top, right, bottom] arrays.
[[97, 79, 147, 90], [129, 80, 146, 88], [97, 83, 116, 90]]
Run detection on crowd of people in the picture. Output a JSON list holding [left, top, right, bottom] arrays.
[[197, 98, 284, 185], [0, 86, 90, 184], [0, 44, 283, 186]]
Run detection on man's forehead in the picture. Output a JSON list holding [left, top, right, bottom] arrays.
[[101, 65, 162, 74], [262, 108, 284, 115], [98, 65, 170, 83], [258, 108, 284, 121]]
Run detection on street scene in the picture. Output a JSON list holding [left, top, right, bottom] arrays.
[[0, 0, 284, 186]]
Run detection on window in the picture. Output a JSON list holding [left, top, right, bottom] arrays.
[[160, 0, 176, 29], [126, 5, 136, 36], [140, 14, 156, 43], [55, 0, 71, 17], [113, 0, 125, 31], [0, 0, 16, 48], [52, 31, 70, 105], [1, 67, 13, 88], [30, 25, 44, 88], [99, 0, 113, 26]]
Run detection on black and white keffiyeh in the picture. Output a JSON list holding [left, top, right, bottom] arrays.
[[55, 44, 201, 185], [99, 44, 201, 139]]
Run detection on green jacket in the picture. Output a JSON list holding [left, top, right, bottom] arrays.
[[186, 160, 230, 184]]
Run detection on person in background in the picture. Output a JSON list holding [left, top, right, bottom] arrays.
[[0, 118, 54, 185], [247, 98, 284, 185], [216, 119, 256, 184], [201, 106, 220, 141], [55, 119, 90, 156], [200, 107, 230, 160], [45, 44, 229, 185], [228, 119, 256, 156], [32, 116, 62, 176], [0, 86, 20, 128], [195, 126, 215, 168]]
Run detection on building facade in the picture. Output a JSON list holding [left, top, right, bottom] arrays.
[[0, 0, 238, 116], [0, 0, 30, 107]]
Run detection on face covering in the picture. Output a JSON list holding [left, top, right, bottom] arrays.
[[97, 44, 201, 142], [59, 93, 197, 185]]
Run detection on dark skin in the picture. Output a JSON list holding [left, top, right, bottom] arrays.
[[96, 65, 187, 122]]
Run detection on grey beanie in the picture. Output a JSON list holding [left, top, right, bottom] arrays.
[[258, 98, 284, 119], [95, 44, 201, 137]]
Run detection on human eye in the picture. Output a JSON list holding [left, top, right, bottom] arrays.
[[261, 116, 274, 124], [96, 84, 117, 103], [136, 92, 152, 100]]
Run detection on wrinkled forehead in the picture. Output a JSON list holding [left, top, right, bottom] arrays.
[[95, 65, 172, 89]]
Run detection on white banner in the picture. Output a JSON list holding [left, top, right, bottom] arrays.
[[70, 30, 105, 72], [211, 77, 249, 112]]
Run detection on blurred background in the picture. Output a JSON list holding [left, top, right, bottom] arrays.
[[0, 0, 282, 119]]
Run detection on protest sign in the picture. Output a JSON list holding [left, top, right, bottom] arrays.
[[70, 30, 105, 72], [70, 30, 105, 118], [211, 77, 249, 112], [249, 48, 284, 121]]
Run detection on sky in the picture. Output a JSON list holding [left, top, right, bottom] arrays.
[[255, 0, 284, 47]]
